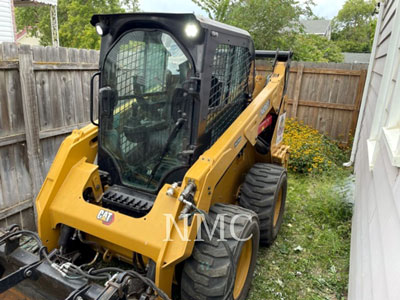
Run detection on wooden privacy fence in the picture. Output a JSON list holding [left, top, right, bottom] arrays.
[[0, 42, 99, 229], [0, 43, 367, 229], [256, 61, 368, 145]]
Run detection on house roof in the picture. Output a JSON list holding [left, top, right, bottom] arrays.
[[300, 20, 331, 35], [16, 28, 28, 40], [342, 52, 371, 64]]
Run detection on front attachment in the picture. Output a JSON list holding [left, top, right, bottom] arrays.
[[0, 226, 170, 300]]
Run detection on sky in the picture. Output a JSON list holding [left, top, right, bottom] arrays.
[[138, 0, 347, 20], [309, 0, 347, 19]]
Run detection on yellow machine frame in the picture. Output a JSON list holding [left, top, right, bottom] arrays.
[[35, 62, 288, 297]]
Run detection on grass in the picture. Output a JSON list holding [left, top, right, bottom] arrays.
[[248, 169, 353, 300]]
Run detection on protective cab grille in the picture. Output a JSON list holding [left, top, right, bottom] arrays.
[[206, 44, 252, 146]]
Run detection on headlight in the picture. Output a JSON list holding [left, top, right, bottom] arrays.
[[184, 23, 199, 38], [96, 23, 104, 36]]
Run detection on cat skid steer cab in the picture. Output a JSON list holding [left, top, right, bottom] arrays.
[[0, 13, 292, 300]]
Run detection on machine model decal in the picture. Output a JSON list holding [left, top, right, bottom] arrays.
[[276, 112, 287, 145], [260, 100, 271, 116], [97, 209, 115, 225]]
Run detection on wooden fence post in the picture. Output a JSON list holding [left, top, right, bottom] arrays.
[[18, 44, 44, 225], [350, 69, 367, 136], [291, 63, 304, 118]]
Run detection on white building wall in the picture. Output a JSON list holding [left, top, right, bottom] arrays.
[[0, 0, 15, 43], [350, 0, 400, 299]]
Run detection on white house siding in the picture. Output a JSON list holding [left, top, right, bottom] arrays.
[[0, 0, 15, 42], [349, 1, 400, 299]]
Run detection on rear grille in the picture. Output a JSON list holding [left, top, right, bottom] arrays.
[[102, 185, 154, 218]]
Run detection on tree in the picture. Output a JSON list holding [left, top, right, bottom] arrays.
[[291, 34, 344, 62], [226, 0, 314, 50], [193, 0, 314, 50], [15, 0, 139, 49], [332, 0, 377, 52], [191, 0, 344, 62]]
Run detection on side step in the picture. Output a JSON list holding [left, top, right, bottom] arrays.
[[271, 144, 290, 168]]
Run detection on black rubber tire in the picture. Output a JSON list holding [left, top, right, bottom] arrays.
[[239, 163, 287, 246], [181, 203, 260, 300]]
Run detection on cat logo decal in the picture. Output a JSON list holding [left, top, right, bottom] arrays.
[[96, 209, 115, 225]]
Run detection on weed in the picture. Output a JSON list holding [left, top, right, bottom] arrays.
[[283, 119, 351, 174], [249, 170, 352, 300]]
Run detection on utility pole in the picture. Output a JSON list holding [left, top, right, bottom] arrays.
[[50, 4, 59, 47]]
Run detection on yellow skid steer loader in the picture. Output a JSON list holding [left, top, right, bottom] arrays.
[[0, 13, 291, 300]]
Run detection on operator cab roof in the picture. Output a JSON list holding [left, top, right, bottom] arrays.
[[90, 12, 252, 39]]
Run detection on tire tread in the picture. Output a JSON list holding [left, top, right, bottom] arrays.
[[239, 163, 287, 245], [181, 204, 259, 300]]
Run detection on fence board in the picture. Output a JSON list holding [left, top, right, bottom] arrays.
[[13, 144, 33, 204], [0, 71, 10, 135], [0, 147, 14, 210], [291, 64, 304, 117], [36, 70, 52, 130], [6, 68, 24, 133], [19, 44, 45, 215]]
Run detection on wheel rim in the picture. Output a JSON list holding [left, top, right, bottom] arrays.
[[233, 238, 252, 299], [273, 187, 283, 227]]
